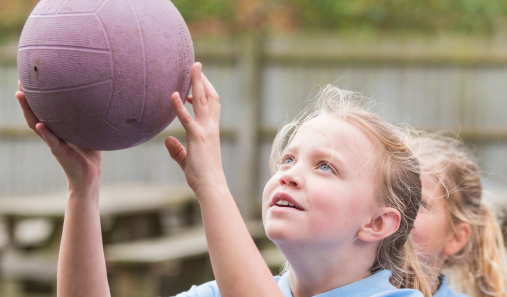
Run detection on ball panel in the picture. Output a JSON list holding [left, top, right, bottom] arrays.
[[59, 0, 105, 13], [46, 118, 156, 151], [18, 49, 112, 90], [19, 15, 109, 50], [24, 81, 112, 122], [98, 0, 146, 133], [31, 0, 68, 15], [131, 0, 179, 133]]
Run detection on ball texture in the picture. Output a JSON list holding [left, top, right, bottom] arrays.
[[18, 0, 194, 150]]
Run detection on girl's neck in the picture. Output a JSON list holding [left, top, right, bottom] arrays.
[[278, 240, 377, 297]]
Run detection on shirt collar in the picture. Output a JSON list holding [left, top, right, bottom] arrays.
[[277, 270, 396, 297]]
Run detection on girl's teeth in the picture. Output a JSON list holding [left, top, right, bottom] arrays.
[[276, 200, 297, 208]]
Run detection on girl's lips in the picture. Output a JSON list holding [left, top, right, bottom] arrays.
[[271, 192, 304, 210]]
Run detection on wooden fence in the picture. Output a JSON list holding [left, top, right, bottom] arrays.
[[2, 33, 507, 218]]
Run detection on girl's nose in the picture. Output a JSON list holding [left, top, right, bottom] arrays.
[[279, 171, 303, 188]]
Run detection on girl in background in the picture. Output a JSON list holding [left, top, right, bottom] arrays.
[[16, 63, 431, 297], [411, 135, 507, 297]]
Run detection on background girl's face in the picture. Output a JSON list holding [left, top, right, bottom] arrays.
[[412, 173, 453, 269], [262, 114, 379, 248]]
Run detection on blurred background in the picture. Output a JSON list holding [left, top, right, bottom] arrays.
[[1, 0, 507, 296]]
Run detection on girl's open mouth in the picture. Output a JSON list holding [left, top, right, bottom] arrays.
[[271, 192, 304, 211], [274, 199, 302, 210]]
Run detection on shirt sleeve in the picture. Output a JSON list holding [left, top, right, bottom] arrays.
[[173, 280, 221, 297]]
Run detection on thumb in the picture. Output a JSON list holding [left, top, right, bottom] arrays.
[[165, 136, 187, 170]]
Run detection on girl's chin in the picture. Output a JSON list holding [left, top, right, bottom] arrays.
[[264, 221, 300, 243]]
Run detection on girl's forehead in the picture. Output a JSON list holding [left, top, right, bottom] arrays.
[[293, 115, 375, 151], [421, 173, 445, 201], [288, 115, 377, 166]]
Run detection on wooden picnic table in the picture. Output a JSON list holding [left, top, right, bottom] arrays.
[[0, 183, 198, 297], [0, 183, 195, 218], [0, 183, 198, 246], [104, 220, 284, 297], [0, 184, 285, 297], [105, 221, 267, 264]]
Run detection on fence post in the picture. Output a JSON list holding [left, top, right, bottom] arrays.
[[236, 33, 263, 220]]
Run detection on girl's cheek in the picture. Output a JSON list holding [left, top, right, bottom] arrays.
[[262, 174, 279, 203], [412, 213, 432, 244]]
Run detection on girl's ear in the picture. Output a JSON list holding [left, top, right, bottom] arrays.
[[443, 222, 471, 256], [358, 207, 401, 242]]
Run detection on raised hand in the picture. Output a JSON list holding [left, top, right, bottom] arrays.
[[15, 82, 101, 194], [16, 82, 108, 297], [165, 62, 226, 195]]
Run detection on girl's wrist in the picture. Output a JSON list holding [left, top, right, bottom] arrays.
[[193, 175, 230, 203], [67, 177, 101, 203]]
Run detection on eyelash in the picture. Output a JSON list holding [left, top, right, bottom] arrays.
[[318, 161, 336, 174], [280, 155, 337, 174], [281, 155, 295, 165]]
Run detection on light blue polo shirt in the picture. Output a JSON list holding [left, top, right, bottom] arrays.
[[434, 275, 469, 297], [174, 270, 423, 297]]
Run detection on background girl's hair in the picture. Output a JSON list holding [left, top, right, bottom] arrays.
[[270, 85, 432, 297], [411, 135, 507, 297]]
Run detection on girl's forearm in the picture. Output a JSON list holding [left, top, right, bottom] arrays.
[[197, 182, 285, 297], [57, 182, 110, 297], [165, 65, 281, 296]]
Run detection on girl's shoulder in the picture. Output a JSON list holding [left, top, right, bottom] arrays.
[[172, 272, 424, 297], [433, 275, 470, 297], [314, 270, 423, 297]]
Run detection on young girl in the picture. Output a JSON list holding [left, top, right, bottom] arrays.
[[410, 135, 507, 297], [16, 62, 431, 297]]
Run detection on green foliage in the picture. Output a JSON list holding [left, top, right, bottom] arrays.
[[171, 0, 236, 23], [0, 0, 39, 39], [285, 0, 507, 33], [1, 0, 506, 36], [171, 0, 507, 33]]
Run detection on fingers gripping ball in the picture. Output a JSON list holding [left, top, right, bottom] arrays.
[[17, 0, 194, 150]]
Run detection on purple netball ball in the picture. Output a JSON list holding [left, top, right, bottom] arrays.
[[17, 0, 194, 150]]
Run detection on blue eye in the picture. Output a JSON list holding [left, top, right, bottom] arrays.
[[282, 157, 294, 165], [319, 163, 332, 172]]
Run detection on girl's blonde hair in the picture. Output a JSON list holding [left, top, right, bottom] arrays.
[[411, 135, 507, 297], [270, 85, 432, 297]]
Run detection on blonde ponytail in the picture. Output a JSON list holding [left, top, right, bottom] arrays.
[[450, 202, 507, 297], [412, 135, 507, 297]]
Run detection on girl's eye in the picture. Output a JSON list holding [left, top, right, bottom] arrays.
[[319, 163, 333, 172], [420, 200, 430, 211], [282, 156, 294, 165]]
